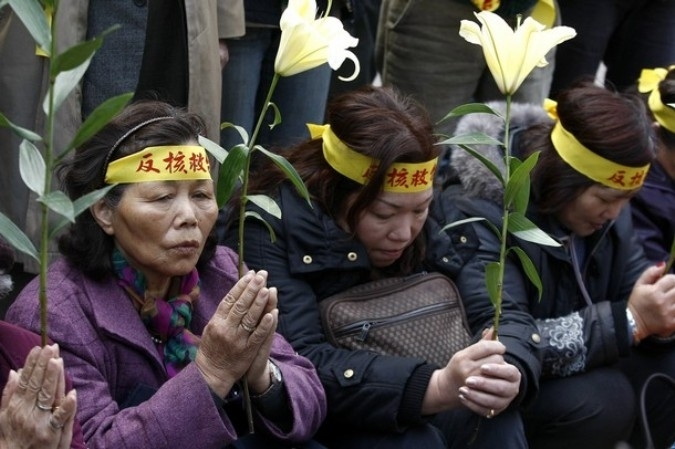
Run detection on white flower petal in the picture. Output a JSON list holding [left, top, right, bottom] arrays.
[[459, 10, 576, 95], [275, 1, 359, 78]]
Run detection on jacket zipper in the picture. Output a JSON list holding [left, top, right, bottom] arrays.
[[333, 302, 453, 341]]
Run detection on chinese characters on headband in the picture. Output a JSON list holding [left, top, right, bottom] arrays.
[[135, 149, 210, 176]]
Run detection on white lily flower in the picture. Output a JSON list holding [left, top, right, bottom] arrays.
[[275, 0, 360, 81], [459, 11, 576, 95]]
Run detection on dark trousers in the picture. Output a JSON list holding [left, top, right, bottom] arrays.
[[550, 0, 675, 96], [228, 434, 327, 449], [314, 423, 447, 449], [313, 407, 525, 449], [523, 347, 675, 449]]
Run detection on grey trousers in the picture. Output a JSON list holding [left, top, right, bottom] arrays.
[[377, 0, 557, 137]]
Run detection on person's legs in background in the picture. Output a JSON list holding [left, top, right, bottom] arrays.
[[258, 32, 332, 150], [603, 0, 675, 92], [549, 0, 619, 98], [328, 0, 383, 99], [221, 27, 331, 153], [220, 28, 271, 152]]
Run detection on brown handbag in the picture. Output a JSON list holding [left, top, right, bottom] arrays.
[[319, 272, 473, 367]]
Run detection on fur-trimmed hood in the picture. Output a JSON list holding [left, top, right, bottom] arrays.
[[449, 101, 551, 204]]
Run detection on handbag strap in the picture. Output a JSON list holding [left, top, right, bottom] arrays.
[[638, 372, 675, 449]]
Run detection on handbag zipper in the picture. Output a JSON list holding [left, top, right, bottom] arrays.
[[333, 302, 454, 342]]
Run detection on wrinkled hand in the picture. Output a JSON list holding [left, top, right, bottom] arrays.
[[423, 330, 520, 417], [0, 344, 77, 449], [628, 264, 675, 340], [195, 270, 278, 398]]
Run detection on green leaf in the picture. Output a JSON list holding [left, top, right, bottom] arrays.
[[266, 102, 282, 130], [50, 25, 120, 76], [39, 190, 74, 221], [49, 26, 121, 118], [199, 134, 229, 164], [441, 215, 502, 239], [438, 103, 502, 124], [508, 212, 561, 247], [439, 132, 504, 147], [49, 56, 92, 113], [9, 0, 51, 56], [255, 146, 312, 207], [247, 194, 282, 219], [0, 212, 38, 262], [507, 157, 528, 214], [440, 216, 486, 232], [485, 261, 502, 309], [0, 112, 42, 142], [64, 93, 133, 156], [504, 152, 538, 210], [244, 210, 276, 243], [219, 123, 249, 148], [440, 143, 504, 186], [508, 246, 544, 301], [216, 144, 248, 208], [19, 139, 46, 196], [49, 185, 115, 237], [664, 236, 675, 274]]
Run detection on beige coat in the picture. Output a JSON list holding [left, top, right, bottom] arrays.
[[0, 0, 244, 271]]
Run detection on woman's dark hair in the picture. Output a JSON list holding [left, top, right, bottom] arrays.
[[57, 100, 216, 280], [246, 85, 440, 274], [520, 81, 655, 214]]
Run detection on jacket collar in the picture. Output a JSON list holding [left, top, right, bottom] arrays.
[[84, 276, 165, 369], [280, 184, 371, 275]]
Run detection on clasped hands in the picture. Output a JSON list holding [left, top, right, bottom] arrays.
[[424, 328, 521, 420], [195, 270, 278, 398], [0, 344, 77, 449], [628, 263, 675, 342]]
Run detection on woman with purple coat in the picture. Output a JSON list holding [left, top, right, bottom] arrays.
[[6, 100, 326, 448]]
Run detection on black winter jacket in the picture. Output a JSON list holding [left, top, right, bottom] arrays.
[[221, 182, 478, 432], [447, 102, 660, 407]]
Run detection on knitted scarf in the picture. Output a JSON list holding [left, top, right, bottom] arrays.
[[112, 248, 201, 378]]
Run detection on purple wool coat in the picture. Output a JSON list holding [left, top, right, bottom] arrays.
[[6, 246, 326, 448]]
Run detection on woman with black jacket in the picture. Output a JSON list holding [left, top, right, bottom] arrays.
[[221, 86, 525, 449], [449, 81, 675, 449]]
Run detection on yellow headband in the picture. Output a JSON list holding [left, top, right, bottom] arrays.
[[638, 67, 675, 133], [545, 99, 650, 189], [549, 120, 650, 190], [307, 124, 438, 193], [105, 145, 212, 184]]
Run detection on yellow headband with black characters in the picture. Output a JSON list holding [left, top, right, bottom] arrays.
[[638, 66, 675, 133], [544, 99, 650, 190], [307, 124, 437, 193], [105, 145, 212, 184]]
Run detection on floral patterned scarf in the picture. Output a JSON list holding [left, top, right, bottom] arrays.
[[112, 248, 201, 378]]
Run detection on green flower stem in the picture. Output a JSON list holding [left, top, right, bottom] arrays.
[[38, 4, 60, 347], [493, 95, 513, 339], [236, 72, 280, 434], [665, 237, 675, 275]]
